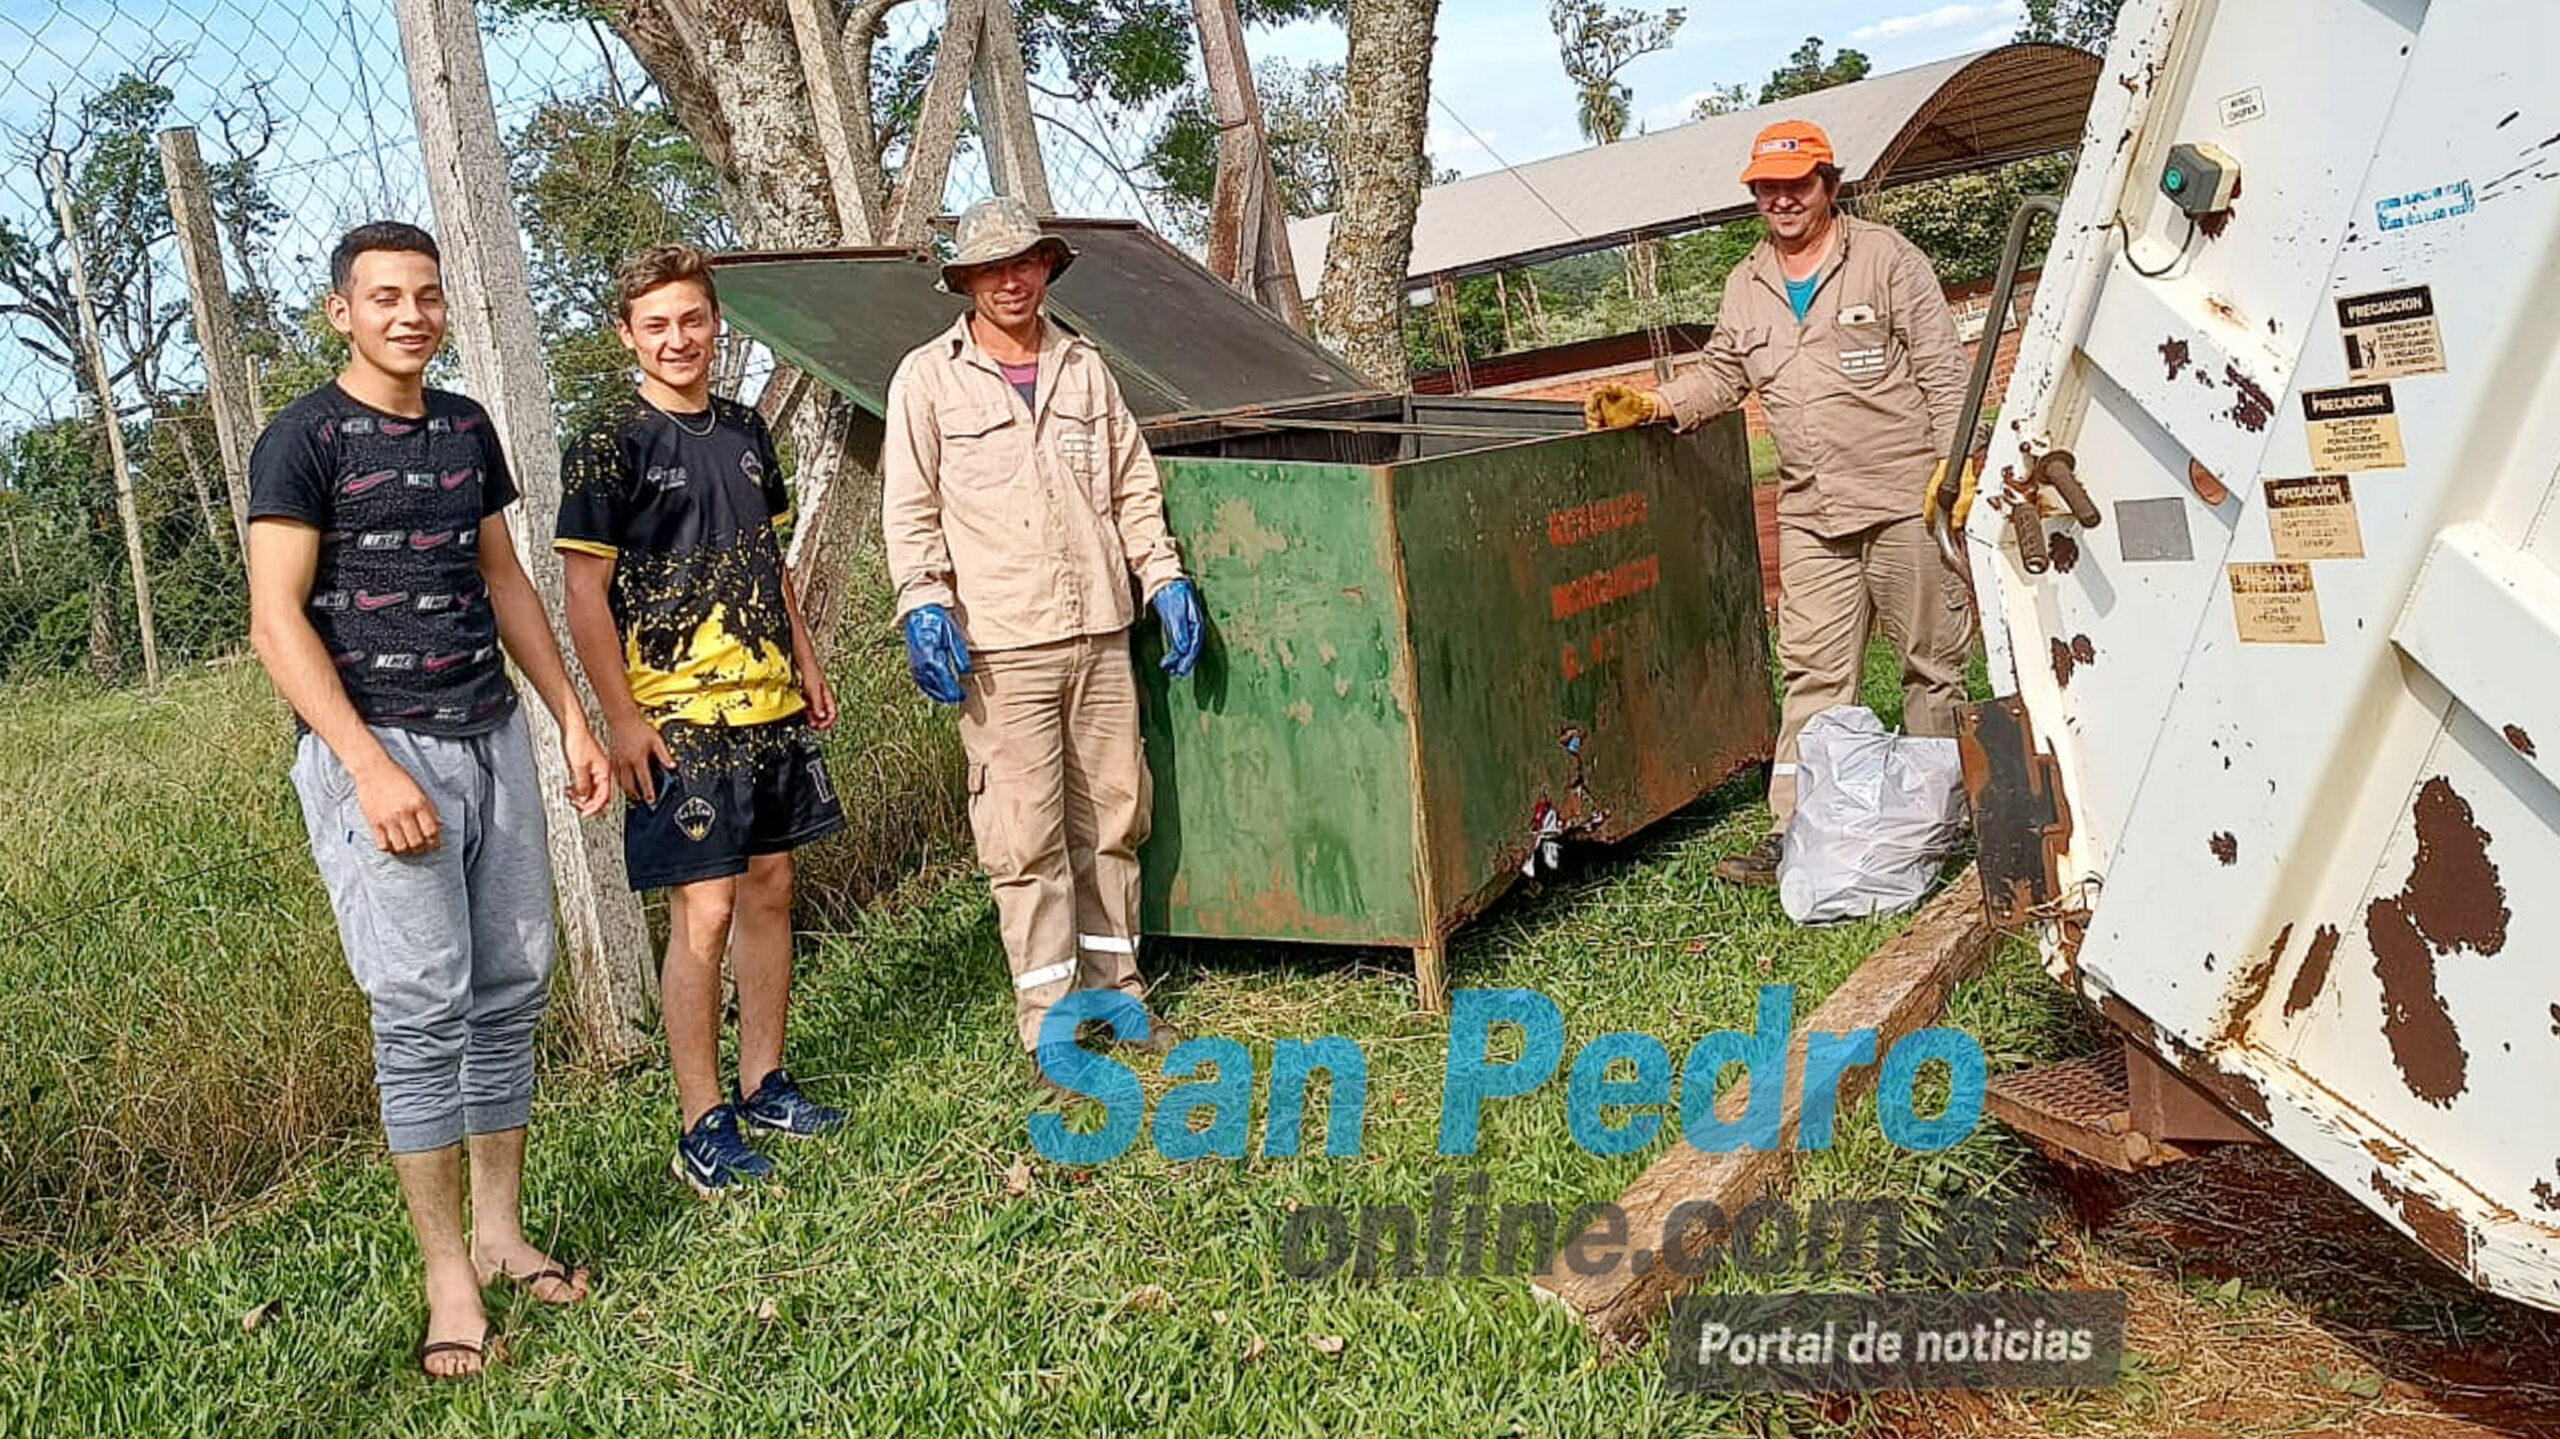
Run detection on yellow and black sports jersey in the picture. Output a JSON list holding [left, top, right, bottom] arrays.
[[555, 394, 805, 727]]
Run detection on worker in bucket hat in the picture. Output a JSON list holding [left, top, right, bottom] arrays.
[[935, 194, 1078, 292], [880, 196, 1205, 1098], [1584, 120, 1976, 891]]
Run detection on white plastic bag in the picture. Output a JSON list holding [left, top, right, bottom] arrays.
[[1778, 706, 1967, 924]]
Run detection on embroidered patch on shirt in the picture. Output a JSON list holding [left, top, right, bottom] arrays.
[[1839, 345, 1889, 379], [1058, 429, 1100, 481]]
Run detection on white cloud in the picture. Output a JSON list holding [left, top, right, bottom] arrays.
[[1849, 2, 2024, 43], [1425, 122, 1500, 174]]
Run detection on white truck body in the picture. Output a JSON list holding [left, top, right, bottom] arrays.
[[1972, 0, 2560, 1309]]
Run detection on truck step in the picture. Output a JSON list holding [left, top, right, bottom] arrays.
[[1986, 1045, 2201, 1172]]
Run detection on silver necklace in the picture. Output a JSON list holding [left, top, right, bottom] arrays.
[[645, 395, 717, 437]]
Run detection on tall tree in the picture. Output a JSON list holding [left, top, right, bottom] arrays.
[[1318, 0, 1440, 387], [0, 59, 279, 681], [1760, 36, 1869, 104], [1549, 0, 1685, 145], [2016, 0, 2123, 51], [1687, 81, 1752, 121], [511, 90, 732, 432], [1856, 152, 2075, 286]]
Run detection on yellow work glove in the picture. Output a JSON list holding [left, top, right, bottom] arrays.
[[1922, 458, 1980, 531], [1583, 383, 1662, 431]]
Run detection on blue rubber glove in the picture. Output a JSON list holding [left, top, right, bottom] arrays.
[[1151, 578, 1204, 680], [901, 604, 972, 705]]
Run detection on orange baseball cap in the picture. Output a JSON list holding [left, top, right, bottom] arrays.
[[1740, 120, 1836, 184]]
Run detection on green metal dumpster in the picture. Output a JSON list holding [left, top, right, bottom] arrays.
[[712, 221, 1772, 1007]]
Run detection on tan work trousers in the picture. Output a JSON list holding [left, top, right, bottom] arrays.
[[1768, 515, 1973, 831], [958, 632, 1152, 1051]]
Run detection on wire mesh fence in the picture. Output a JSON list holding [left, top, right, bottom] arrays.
[[0, 0, 1188, 693]]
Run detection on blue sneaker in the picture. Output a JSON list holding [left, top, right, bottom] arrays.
[[735, 1068, 845, 1139], [672, 1104, 775, 1198]]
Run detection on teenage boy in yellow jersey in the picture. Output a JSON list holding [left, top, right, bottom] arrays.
[[556, 244, 847, 1196]]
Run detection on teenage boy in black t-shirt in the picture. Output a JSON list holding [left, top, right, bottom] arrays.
[[557, 244, 847, 1197], [246, 221, 613, 1380]]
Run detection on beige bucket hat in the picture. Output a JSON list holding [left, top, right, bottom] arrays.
[[937, 195, 1077, 292]]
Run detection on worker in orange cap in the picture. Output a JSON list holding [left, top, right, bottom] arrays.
[[1584, 118, 1975, 888]]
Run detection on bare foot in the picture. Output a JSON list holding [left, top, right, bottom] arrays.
[[471, 1236, 593, 1305], [420, 1261, 492, 1379]]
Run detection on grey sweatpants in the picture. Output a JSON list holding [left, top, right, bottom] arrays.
[[291, 712, 556, 1153]]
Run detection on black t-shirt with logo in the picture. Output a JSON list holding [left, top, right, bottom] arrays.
[[554, 395, 803, 728], [247, 382, 521, 736]]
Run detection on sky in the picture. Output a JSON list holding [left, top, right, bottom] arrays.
[[1254, 0, 2032, 178]]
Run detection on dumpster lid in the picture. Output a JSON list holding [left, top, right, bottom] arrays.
[[710, 219, 1381, 423]]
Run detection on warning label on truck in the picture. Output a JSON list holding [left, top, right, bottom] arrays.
[[2229, 562, 2326, 644], [2301, 384, 2406, 471], [2338, 286, 2447, 382], [2263, 476, 2364, 560]]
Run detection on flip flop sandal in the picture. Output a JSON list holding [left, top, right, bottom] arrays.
[[416, 1323, 495, 1382], [489, 1261, 595, 1305]]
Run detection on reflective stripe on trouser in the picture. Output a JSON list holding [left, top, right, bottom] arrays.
[[1768, 514, 1972, 832], [958, 631, 1153, 1051]]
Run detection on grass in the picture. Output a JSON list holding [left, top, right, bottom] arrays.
[[786, 547, 970, 929], [3, 589, 2081, 1433], [0, 557, 966, 1274], [0, 666, 368, 1279], [0, 773, 2080, 1437]]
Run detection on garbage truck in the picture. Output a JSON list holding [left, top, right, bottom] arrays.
[[1959, 0, 2560, 1312]]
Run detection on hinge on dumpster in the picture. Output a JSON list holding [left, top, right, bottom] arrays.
[[1959, 697, 2081, 930]]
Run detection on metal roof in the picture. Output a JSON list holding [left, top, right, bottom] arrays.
[[1285, 43, 2103, 284], [710, 220, 1378, 423]]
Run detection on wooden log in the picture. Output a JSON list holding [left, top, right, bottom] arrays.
[[1531, 868, 1998, 1346], [394, 0, 655, 1061], [886, 0, 983, 242], [1192, 0, 1308, 330], [157, 127, 259, 556], [47, 149, 162, 687], [970, 0, 1053, 213]]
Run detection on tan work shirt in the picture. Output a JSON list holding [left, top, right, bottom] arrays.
[[1659, 215, 1967, 540], [882, 313, 1187, 652]]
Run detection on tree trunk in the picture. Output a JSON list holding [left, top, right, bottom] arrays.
[[614, 0, 753, 222], [397, 0, 656, 1061], [1316, 0, 1440, 389], [1627, 236, 1661, 302], [701, 0, 842, 249]]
